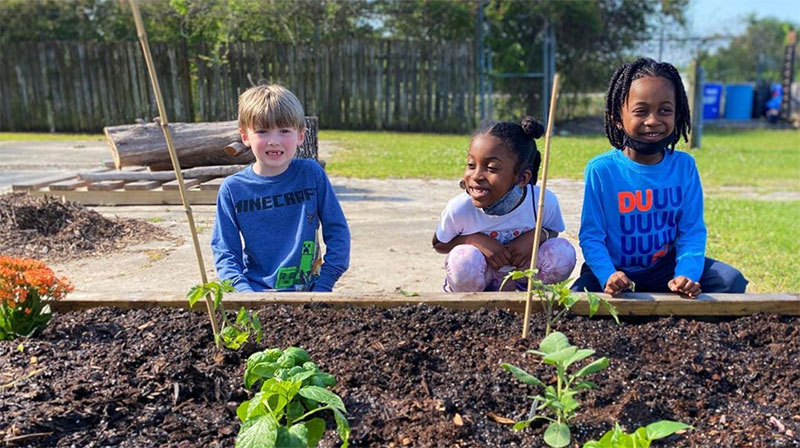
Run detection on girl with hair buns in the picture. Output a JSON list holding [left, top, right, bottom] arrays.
[[432, 116, 576, 292]]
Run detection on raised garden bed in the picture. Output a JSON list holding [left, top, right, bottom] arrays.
[[2, 304, 798, 447]]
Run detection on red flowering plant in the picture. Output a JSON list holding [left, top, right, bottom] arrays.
[[0, 256, 73, 340]]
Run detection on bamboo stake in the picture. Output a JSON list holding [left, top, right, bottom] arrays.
[[129, 0, 220, 346], [522, 73, 560, 339]]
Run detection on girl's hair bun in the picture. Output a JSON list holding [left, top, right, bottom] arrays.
[[520, 116, 544, 139]]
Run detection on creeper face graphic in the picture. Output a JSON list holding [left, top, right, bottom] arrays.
[[274, 241, 318, 289]]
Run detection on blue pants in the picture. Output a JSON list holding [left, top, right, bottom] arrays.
[[570, 249, 748, 293]]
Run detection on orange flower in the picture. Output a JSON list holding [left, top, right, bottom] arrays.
[[23, 308, 32, 315]]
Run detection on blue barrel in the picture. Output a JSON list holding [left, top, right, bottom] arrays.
[[703, 83, 723, 120], [724, 84, 754, 120]]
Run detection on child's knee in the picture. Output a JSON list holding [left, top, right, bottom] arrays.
[[444, 244, 487, 292], [536, 238, 577, 284], [701, 259, 748, 293]]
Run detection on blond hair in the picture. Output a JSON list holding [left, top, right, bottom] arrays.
[[237, 84, 305, 131]]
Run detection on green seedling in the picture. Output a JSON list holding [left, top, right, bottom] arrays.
[[583, 420, 692, 447], [187, 280, 262, 350], [501, 331, 609, 448], [237, 347, 349, 448], [502, 269, 619, 335]]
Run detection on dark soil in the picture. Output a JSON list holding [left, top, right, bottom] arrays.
[[1, 305, 798, 447], [0, 193, 168, 260]]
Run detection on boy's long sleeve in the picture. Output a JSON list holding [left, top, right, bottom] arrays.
[[312, 169, 350, 292], [673, 163, 706, 281], [579, 166, 618, 287], [577, 149, 706, 286], [209, 160, 349, 292], [211, 184, 254, 292]]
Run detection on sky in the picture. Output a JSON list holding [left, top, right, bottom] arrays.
[[687, 0, 800, 36], [654, 0, 800, 65]]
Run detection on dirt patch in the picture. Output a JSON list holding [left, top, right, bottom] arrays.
[[0, 193, 169, 261], [1, 306, 798, 447]]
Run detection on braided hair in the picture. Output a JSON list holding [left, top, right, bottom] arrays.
[[604, 58, 691, 151], [473, 116, 545, 185]]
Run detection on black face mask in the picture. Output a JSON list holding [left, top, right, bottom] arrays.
[[622, 133, 672, 155]]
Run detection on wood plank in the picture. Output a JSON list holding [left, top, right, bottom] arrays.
[[124, 180, 163, 190], [198, 177, 224, 191], [161, 177, 207, 190], [12, 173, 82, 191], [87, 180, 126, 191], [48, 178, 91, 191], [53, 291, 800, 316], [28, 189, 218, 206]]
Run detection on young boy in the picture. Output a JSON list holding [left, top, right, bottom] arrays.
[[211, 84, 350, 292]]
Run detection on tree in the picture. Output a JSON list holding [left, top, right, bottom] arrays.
[[699, 16, 798, 83], [483, 0, 689, 119]]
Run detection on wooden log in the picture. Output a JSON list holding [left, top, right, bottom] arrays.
[[53, 291, 800, 316], [77, 165, 247, 181], [103, 116, 319, 170]]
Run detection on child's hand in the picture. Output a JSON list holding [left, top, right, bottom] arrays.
[[465, 233, 512, 270], [505, 232, 534, 268], [668, 276, 702, 298], [604, 271, 633, 296]]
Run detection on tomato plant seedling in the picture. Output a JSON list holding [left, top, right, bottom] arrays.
[[187, 280, 262, 350], [501, 331, 609, 448], [502, 269, 619, 336]]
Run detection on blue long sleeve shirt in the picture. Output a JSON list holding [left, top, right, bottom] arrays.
[[211, 159, 350, 292], [579, 149, 706, 287]]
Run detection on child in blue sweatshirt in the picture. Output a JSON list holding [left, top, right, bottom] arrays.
[[211, 85, 350, 292], [571, 58, 747, 297]]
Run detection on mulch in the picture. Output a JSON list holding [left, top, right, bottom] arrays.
[[1, 305, 798, 447], [0, 192, 168, 261]]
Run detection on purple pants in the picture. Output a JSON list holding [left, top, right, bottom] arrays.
[[443, 238, 577, 292]]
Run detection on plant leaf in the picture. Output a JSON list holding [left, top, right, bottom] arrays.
[[572, 381, 598, 391], [305, 418, 326, 447], [543, 346, 578, 365], [186, 285, 203, 307], [564, 349, 595, 369], [332, 407, 351, 448], [299, 386, 347, 413], [600, 296, 621, 325], [645, 420, 692, 440], [539, 332, 570, 354], [236, 414, 278, 448], [501, 363, 545, 387], [544, 422, 571, 448], [287, 400, 305, 423], [572, 357, 609, 378], [275, 424, 308, 448], [586, 291, 600, 317]]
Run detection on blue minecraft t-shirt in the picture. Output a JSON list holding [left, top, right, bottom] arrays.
[[211, 159, 350, 292]]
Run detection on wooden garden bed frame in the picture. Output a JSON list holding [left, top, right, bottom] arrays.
[[54, 291, 800, 316]]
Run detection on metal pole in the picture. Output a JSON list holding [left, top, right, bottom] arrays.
[[522, 73, 559, 340], [688, 59, 704, 150], [477, 0, 486, 120], [129, 0, 221, 346]]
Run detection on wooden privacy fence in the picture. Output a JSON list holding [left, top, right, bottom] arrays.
[[0, 41, 192, 132], [1, 39, 477, 133]]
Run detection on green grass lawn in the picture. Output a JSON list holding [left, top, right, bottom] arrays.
[[0, 132, 104, 141], [321, 129, 799, 191], [706, 198, 800, 293], [322, 128, 799, 292]]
